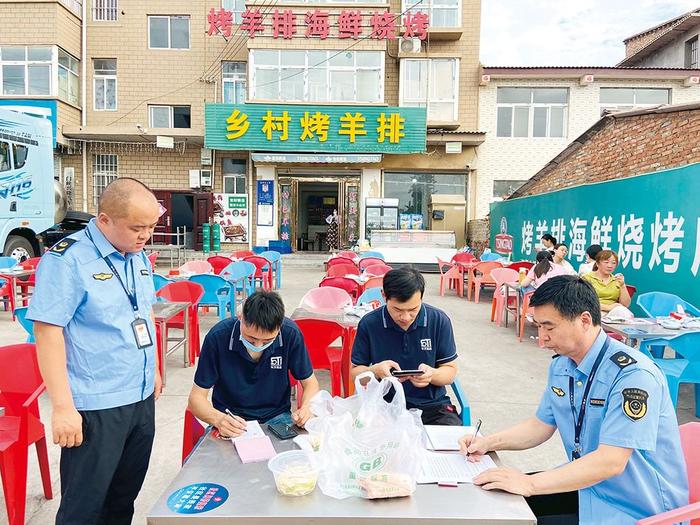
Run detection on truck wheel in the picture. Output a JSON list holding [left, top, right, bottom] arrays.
[[4, 235, 35, 261]]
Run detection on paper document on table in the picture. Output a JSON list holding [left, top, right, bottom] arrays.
[[425, 425, 478, 451], [231, 420, 264, 444], [417, 451, 496, 484]]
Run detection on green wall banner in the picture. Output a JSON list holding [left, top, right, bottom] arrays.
[[205, 103, 426, 153], [490, 163, 700, 308]]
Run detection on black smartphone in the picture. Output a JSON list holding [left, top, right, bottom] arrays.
[[390, 369, 425, 377], [268, 422, 298, 440]]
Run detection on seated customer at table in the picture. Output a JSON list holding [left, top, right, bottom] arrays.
[[582, 249, 631, 313], [552, 244, 577, 275], [578, 244, 602, 275], [350, 267, 460, 426], [188, 290, 320, 438], [458, 276, 688, 525], [521, 250, 569, 290]]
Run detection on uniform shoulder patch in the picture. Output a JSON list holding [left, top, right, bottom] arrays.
[[140, 269, 150, 276], [622, 388, 648, 421], [551, 386, 566, 397], [610, 351, 637, 369], [49, 238, 77, 256]]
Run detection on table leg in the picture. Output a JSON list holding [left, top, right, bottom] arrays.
[[8, 276, 16, 320], [342, 327, 357, 397], [502, 284, 508, 328], [158, 320, 167, 386], [515, 289, 521, 338]]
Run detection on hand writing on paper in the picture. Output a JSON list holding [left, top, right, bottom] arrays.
[[215, 411, 247, 438]]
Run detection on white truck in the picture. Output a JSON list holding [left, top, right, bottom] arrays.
[[0, 108, 89, 260]]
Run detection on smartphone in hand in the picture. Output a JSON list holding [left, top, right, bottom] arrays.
[[390, 368, 425, 378]]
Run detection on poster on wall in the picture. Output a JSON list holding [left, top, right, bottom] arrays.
[[257, 180, 274, 227], [280, 184, 292, 245], [213, 193, 248, 243], [347, 185, 359, 243]]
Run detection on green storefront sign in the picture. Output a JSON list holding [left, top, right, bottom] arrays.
[[205, 103, 426, 153], [489, 163, 700, 310], [228, 195, 246, 208]]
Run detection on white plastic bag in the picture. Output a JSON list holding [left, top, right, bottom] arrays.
[[314, 372, 424, 499]]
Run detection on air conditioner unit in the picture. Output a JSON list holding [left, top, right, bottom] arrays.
[[399, 37, 421, 54]]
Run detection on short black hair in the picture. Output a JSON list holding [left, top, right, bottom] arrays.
[[530, 275, 601, 326], [382, 267, 425, 302], [586, 244, 603, 259], [242, 290, 285, 332], [541, 233, 557, 244]]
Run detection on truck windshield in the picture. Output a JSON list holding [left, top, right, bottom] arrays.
[[0, 141, 10, 171], [13, 144, 28, 169]]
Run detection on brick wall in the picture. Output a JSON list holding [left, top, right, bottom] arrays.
[[517, 107, 700, 197], [624, 23, 674, 58]]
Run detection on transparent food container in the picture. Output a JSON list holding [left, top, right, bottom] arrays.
[[267, 450, 319, 496]]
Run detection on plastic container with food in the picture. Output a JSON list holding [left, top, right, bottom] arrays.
[[267, 450, 319, 496], [303, 418, 324, 452]]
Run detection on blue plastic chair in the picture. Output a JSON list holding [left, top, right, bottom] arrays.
[[357, 287, 385, 306], [14, 306, 35, 343], [450, 378, 471, 425], [153, 273, 173, 292], [188, 274, 234, 320], [638, 332, 700, 417], [0, 256, 18, 269], [359, 251, 384, 260], [260, 251, 282, 289], [637, 292, 700, 318], [221, 261, 255, 297]]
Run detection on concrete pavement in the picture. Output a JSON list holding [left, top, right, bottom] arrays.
[[1, 261, 697, 524]]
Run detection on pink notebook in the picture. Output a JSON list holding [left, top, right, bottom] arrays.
[[234, 435, 277, 464]]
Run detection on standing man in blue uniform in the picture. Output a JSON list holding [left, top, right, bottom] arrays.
[[351, 267, 460, 425], [28, 178, 162, 525], [459, 276, 688, 525]]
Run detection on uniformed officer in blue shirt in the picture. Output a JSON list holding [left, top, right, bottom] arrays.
[[188, 290, 320, 437], [459, 275, 688, 525], [28, 178, 162, 525], [351, 267, 461, 426]]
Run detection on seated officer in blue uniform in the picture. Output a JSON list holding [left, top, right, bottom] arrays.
[[28, 178, 162, 525], [459, 275, 688, 525], [350, 267, 460, 426], [188, 290, 320, 437]]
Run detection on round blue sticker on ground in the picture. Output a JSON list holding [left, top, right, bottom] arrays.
[[167, 483, 228, 514]]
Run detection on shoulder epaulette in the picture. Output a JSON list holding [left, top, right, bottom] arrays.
[[610, 350, 637, 369], [48, 238, 78, 256]]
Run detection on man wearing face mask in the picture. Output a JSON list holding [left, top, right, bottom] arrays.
[[188, 290, 320, 437]]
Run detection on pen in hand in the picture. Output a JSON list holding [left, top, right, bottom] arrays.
[[225, 408, 247, 433], [466, 418, 483, 458]]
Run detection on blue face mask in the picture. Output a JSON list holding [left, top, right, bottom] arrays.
[[239, 333, 275, 353]]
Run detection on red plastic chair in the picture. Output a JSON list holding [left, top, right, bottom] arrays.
[[337, 250, 357, 259], [147, 251, 159, 272], [181, 408, 205, 465], [508, 260, 534, 273], [243, 256, 273, 290], [327, 256, 357, 269], [319, 277, 361, 303], [327, 264, 360, 277], [179, 260, 214, 274], [519, 290, 535, 343], [363, 263, 392, 277], [637, 422, 700, 525], [468, 261, 503, 302], [437, 258, 463, 297], [207, 255, 233, 275], [451, 252, 477, 264], [299, 287, 353, 310], [490, 268, 519, 326], [364, 276, 384, 290], [156, 281, 205, 365], [0, 277, 15, 314], [358, 257, 385, 271], [16, 257, 40, 305], [0, 344, 52, 525], [626, 284, 637, 302], [232, 250, 254, 259], [294, 319, 346, 397]]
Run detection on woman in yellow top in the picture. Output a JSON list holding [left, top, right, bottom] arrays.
[[582, 249, 631, 312]]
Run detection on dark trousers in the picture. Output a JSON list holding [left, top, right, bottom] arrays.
[[418, 403, 463, 426], [56, 395, 155, 525], [525, 489, 579, 525]]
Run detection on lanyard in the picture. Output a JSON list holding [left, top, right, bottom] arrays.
[[85, 229, 140, 317], [568, 336, 610, 460]]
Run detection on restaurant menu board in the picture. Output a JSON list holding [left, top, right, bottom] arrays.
[[213, 193, 248, 243]]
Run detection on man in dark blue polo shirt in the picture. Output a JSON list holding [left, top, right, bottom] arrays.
[[351, 267, 461, 426], [188, 290, 320, 437]]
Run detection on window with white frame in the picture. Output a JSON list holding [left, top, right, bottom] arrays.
[[58, 49, 80, 106], [400, 58, 459, 121], [93, 0, 118, 21], [685, 36, 698, 68], [93, 154, 117, 205], [149, 16, 190, 49], [221, 0, 245, 24], [148, 105, 191, 128], [222, 62, 246, 103], [496, 87, 568, 138], [403, 0, 460, 28], [250, 50, 383, 103], [1, 46, 52, 97], [599, 87, 670, 114], [94, 59, 117, 111], [223, 159, 247, 194]]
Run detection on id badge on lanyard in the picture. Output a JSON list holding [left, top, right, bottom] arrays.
[[132, 318, 153, 349]]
